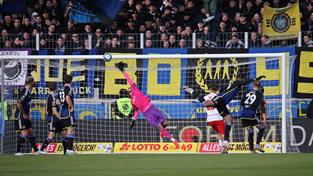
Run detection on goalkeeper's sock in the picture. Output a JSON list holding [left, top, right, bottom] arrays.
[[61, 138, 67, 155], [16, 135, 27, 153], [65, 134, 74, 150], [224, 123, 232, 141], [41, 137, 53, 151], [257, 126, 265, 145], [27, 135, 38, 152], [248, 128, 254, 151]]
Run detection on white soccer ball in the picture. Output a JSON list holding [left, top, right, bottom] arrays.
[[103, 53, 112, 62]]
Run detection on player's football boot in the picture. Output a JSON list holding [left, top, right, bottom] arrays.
[[254, 144, 265, 153], [66, 149, 76, 155], [14, 152, 24, 156]]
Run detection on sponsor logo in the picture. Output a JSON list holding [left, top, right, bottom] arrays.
[[199, 143, 221, 153], [35, 143, 113, 154], [116, 143, 197, 153]]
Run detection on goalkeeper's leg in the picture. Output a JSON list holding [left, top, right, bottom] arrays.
[[159, 121, 179, 149]]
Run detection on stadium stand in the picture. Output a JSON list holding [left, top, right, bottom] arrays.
[[0, 0, 312, 50]]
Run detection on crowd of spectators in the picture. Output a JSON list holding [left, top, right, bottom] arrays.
[[0, 0, 313, 51]]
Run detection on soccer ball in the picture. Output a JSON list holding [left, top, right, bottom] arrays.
[[103, 53, 112, 62]]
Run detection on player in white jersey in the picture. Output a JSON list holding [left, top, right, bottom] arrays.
[[184, 85, 226, 153], [203, 86, 226, 153]]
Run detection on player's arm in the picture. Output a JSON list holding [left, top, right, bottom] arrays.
[[116, 62, 136, 86], [129, 105, 139, 129], [260, 95, 267, 124], [17, 89, 28, 119], [65, 87, 74, 112], [66, 95, 74, 112], [51, 97, 61, 119]]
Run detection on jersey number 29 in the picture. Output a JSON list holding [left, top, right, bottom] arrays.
[[244, 93, 256, 105]]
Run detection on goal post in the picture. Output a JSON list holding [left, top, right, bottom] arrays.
[[0, 53, 296, 154]]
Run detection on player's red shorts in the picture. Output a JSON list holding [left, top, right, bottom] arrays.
[[208, 120, 225, 134]]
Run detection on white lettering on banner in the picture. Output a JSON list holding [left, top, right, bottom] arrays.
[[291, 125, 306, 146], [309, 132, 313, 146]]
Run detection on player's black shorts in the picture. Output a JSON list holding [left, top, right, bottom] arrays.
[[15, 116, 32, 131], [60, 113, 75, 130], [48, 119, 63, 133], [241, 118, 260, 128], [216, 104, 230, 117]]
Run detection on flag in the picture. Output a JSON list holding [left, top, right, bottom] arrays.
[[70, 0, 127, 25], [262, 2, 301, 40]]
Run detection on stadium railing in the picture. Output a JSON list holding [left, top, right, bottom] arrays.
[[0, 31, 311, 50]]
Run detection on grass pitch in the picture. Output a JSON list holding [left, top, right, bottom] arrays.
[[0, 154, 312, 176]]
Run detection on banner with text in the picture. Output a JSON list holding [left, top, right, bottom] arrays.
[[263, 2, 301, 39]]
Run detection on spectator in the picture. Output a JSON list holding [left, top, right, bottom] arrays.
[[241, 0, 255, 22], [111, 37, 120, 48], [224, 0, 238, 20], [22, 17, 33, 34], [3, 40, 12, 48], [55, 37, 65, 53], [251, 13, 261, 32], [237, 14, 252, 32], [22, 32, 31, 48], [12, 18, 23, 34], [68, 33, 82, 52], [196, 38, 204, 48], [194, 22, 205, 33], [303, 34, 313, 47], [3, 14, 13, 31], [308, 12, 313, 31], [261, 35, 271, 47], [249, 32, 261, 48], [178, 38, 186, 48], [225, 34, 244, 49], [168, 34, 177, 48], [145, 38, 153, 48]]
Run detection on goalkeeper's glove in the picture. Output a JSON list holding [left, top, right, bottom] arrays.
[[256, 75, 266, 80], [129, 117, 136, 130], [116, 62, 127, 72], [182, 86, 194, 94]]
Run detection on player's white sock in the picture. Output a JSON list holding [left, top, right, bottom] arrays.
[[170, 138, 176, 142]]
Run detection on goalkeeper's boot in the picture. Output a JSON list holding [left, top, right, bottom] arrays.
[[255, 144, 265, 153]]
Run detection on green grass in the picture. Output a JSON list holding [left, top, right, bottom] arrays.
[[0, 154, 313, 176]]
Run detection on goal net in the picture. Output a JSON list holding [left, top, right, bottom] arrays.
[[0, 53, 299, 154]]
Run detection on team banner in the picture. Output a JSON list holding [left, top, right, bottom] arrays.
[[292, 118, 313, 152], [293, 48, 313, 98], [0, 49, 30, 85], [262, 2, 301, 39], [35, 142, 113, 154]]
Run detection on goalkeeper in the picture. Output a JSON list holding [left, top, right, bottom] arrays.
[[116, 62, 179, 149], [184, 74, 265, 146]]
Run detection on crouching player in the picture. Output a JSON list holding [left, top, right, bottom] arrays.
[[116, 62, 179, 149], [183, 84, 226, 153], [240, 80, 266, 153], [39, 82, 67, 154]]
